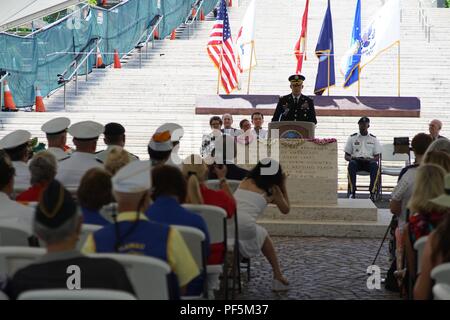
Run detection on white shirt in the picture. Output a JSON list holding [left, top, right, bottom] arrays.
[[251, 128, 268, 140], [55, 151, 103, 189], [47, 147, 70, 162], [391, 166, 418, 231], [0, 192, 34, 233], [12, 161, 31, 192], [344, 133, 382, 159]]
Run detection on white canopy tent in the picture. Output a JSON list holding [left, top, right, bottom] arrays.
[[0, 0, 87, 32]]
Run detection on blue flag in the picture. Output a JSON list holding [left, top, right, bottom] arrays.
[[341, 0, 361, 88], [314, 0, 335, 95]]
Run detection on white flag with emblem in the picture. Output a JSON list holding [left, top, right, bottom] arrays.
[[235, 0, 257, 72], [360, 0, 400, 68]]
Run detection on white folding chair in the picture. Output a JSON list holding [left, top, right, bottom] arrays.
[[77, 224, 102, 250], [88, 253, 172, 300], [0, 223, 32, 247], [431, 262, 450, 286], [18, 289, 137, 300], [182, 204, 233, 299], [381, 143, 410, 177], [0, 247, 45, 276], [205, 179, 241, 193], [433, 283, 450, 300], [172, 225, 208, 299], [414, 236, 428, 274]]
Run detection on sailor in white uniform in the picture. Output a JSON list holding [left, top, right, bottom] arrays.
[[41, 117, 71, 162], [55, 121, 104, 190], [0, 130, 32, 192]]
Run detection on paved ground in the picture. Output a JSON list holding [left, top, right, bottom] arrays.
[[233, 236, 400, 300]]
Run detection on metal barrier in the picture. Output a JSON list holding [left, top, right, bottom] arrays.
[[418, 0, 432, 43]]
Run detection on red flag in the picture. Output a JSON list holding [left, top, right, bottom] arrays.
[[294, 0, 309, 74]]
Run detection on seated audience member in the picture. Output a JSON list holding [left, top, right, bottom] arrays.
[[146, 165, 209, 296], [77, 168, 113, 226], [428, 119, 446, 141], [424, 137, 450, 156], [200, 116, 223, 159], [208, 135, 249, 181], [104, 146, 130, 176], [4, 180, 135, 299], [397, 133, 432, 181], [0, 150, 33, 231], [402, 164, 447, 286], [183, 154, 236, 220], [422, 150, 450, 173], [251, 112, 268, 140], [221, 113, 240, 137], [0, 130, 32, 191], [147, 131, 174, 166], [155, 123, 184, 167], [234, 159, 290, 291], [96, 122, 138, 163], [390, 133, 433, 290], [414, 176, 450, 299], [82, 161, 199, 297], [56, 121, 104, 189], [41, 117, 71, 161], [239, 119, 252, 132], [16, 151, 57, 203]]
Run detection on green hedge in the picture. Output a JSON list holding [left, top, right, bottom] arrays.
[[446, 0, 450, 8]]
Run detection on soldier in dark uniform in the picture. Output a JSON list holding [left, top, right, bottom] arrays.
[[271, 74, 317, 124]]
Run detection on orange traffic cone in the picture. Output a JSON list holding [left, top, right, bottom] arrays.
[[200, 10, 205, 21], [94, 46, 105, 68], [3, 81, 17, 111], [102, 0, 107, 5], [35, 86, 46, 112], [170, 29, 176, 40], [113, 49, 121, 69], [154, 28, 159, 40], [192, 8, 197, 18]]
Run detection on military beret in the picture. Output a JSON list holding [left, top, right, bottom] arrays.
[[35, 179, 78, 229], [104, 122, 126, 136], [358, 116, 370, 124], [41, 117, 70, 135], [289, 74, 305, 82]]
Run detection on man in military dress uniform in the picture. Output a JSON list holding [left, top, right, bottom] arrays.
[[41, 117, 71, 162], [96, 122, 139, 163], [344, 117, 382, 201], [271, 74, 317, 124]]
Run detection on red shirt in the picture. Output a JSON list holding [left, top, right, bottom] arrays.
[[16, 184, 45, 203], [200, 184, 236, 265]]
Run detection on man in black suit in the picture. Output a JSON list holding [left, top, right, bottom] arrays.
[[271, 74, 317, 124]]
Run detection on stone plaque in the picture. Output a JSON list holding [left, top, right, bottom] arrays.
[[277, 139, 338, 205]]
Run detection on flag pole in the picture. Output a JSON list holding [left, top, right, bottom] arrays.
[[327, 52, 330, 96], [247, 41, 254, 94], [397, 41, 400, 97], [217, 44, 224, 94], [357, 64, 361, 96]]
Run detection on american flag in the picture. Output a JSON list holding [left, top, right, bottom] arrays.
[[207, 0, 238, 94]]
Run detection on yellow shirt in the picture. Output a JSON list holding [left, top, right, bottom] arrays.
[[82, 211, 199, 287]]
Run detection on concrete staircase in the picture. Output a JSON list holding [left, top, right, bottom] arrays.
[[1, 0, 450, 236]]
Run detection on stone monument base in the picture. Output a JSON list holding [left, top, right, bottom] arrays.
[[257, 199, 390, 238]]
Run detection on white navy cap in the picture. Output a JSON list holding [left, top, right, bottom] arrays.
[[68, 121, 104, 140], [0, 130, 31, 150], [148, 131, 173, 152], [156, 123, 184, 142], [112, 160, 151, 193], [41, 117, 71, 135]]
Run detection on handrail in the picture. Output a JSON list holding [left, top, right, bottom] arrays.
[[418, 0, 432, 43], [0, 72, 10, 109], [183, 0, 205, 40], [131, 14, 164, 68]]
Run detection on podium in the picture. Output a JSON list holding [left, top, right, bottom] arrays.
[[268, 121, 316, 139]]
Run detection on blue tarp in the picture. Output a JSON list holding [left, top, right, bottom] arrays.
[[0, 0, 218, 107]]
